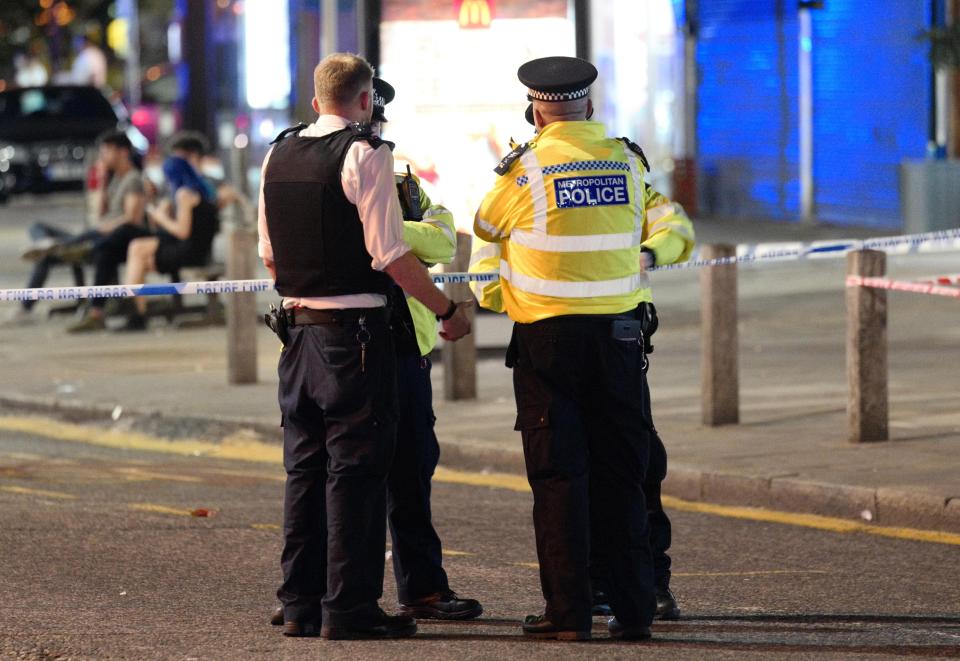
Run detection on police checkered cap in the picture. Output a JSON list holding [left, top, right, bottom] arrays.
[[518, 56, 597, 104]]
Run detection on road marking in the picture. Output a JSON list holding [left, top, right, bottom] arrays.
[[7, 414, 960, 548], [251, 523, 281, 531], [434, 466, 530, 493], [673, 569, 829, 577], [0, 485, 76, 500], [129, 503, 195, 517], [662, 496, 960, 547], [0, 416, 281, 464], [442, 549, 475, 557], [513, 562, 540, 569], [114, 467, 203, 483]]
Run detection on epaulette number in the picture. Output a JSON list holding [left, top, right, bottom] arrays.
[[494, 142, 531, 176]]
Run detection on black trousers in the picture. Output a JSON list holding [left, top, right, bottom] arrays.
[[89, 224, 151, 310], [23, 223, 87, 310], [591, 369, 672, 594], [277, 309, 397, 627], [387, 353, 450, 603], [511, 318, 657, 631]]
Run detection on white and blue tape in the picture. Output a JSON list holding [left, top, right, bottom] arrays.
[[1, 228, 958, 303]]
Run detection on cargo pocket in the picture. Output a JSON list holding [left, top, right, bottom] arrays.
[[515, 405, 550, 432]]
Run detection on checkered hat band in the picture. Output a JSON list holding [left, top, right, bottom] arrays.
[[528, 86, 590, 102], [373, 92, 385, 107]]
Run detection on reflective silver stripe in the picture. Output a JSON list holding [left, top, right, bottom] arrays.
[[624, 151, 645, 234], [422, 217, 457, 244], [520, 149, 548, 234], [646, 203, 676, 224], [510, 228, 642, 253], [475, 217, 503, 239], [649, 218, 695, 241], [469, 243, 501, 266], [499, 260, 650, 299], [423, 206, 449, 219]]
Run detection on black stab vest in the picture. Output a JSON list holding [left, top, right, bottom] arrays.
[[262, 127, 392, 298]]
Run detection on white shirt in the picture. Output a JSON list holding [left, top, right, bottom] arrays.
[[257, 115, 410, 309], [71, 45, 107, 88]]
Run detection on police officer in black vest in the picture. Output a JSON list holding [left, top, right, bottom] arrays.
[[257, 53, 471, 640]]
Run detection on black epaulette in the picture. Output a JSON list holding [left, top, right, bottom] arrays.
[[494, 141, 531, 176], [347, 121, 392, 150], [618, 137, 651, 172], [270, 123, 309, 144]]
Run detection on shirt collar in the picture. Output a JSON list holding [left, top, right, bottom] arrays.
[[302, 114, 353, 137]]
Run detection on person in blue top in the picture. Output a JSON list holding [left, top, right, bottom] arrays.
[[117, 155, 220, 331]]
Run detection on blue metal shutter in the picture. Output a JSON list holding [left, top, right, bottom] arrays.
[[812, 1, 931, 228], [697, 1, 800, 220]]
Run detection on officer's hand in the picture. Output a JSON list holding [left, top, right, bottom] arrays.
[[440, 301, 473, 342], [640, 251, 654, 271]]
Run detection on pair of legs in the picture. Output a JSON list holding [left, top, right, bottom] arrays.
[[120, 236, 159, 317], [277, 311, 398, 629], [512, 319, 658, 633], [387, 354, 450, 602], [21, 222, 90, 311]]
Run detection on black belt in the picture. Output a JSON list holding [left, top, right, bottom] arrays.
[[289, 306, 384, 326]]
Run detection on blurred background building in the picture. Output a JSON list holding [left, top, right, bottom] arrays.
[[0, 0, 954, 231]]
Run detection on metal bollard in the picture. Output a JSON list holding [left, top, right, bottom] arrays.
[[442, 232, 477, 401], [226, 228, 258, 385], [700, 243, 739, 426], [846, 249, 888, 442]]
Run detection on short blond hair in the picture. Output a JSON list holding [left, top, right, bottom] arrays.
[[313, 53, 374, 108]]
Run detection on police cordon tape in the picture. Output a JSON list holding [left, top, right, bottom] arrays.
[[651, 227, 960, 272], [1, 228, 960, 303], [0, 273, 501, 303], [846, 275, 960, 299]]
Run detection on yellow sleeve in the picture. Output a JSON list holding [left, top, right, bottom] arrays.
[[641, 187, 696, 265], [403, 188, 457, 266], [474, 161, 527, 243], [469, 238, 504, 313]]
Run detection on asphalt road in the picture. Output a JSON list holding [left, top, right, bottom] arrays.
[[1, 425, 959, 660]]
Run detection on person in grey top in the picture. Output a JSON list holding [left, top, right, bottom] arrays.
[[2, 131, 148, 328]]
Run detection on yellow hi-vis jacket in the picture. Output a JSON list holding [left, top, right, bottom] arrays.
[[472, 121, 695, 323], [399, 174, 457, 356]]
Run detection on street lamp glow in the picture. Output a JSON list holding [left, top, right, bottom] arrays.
[[244, 0, 291, 110]]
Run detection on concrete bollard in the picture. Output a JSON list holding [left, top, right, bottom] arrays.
[[226, 228, 258, 385], [700, 243, 739, 426], [846, 249, 888, 442], [442, 232, 477, 401]]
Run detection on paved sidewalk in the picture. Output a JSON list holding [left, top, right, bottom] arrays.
[[1, 210, 959, 533]]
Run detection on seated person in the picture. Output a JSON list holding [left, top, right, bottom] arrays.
[[3, 131, 147, 327], [116, 156, 220, 332]]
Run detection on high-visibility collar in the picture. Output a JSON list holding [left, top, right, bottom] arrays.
[[534, 120, 607, 144]]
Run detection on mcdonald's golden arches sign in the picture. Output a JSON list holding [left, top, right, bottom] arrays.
[[456, 0, 494, 28]]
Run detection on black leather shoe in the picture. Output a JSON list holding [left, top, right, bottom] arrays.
[[522, 614, 591, 641], [270, 606, 283, 626], [399, 590, 483, 620], [282, 620, 322, 637], [608, 617, 652, 641], [656, 587, 681, 620], [592, 590, 612, 617], [320, 609, 417, 640]]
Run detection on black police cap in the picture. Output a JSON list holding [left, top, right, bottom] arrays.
[[372, 77, 395, 122], [518, 56, 598, 102]]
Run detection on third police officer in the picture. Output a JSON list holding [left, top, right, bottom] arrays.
[[473, 56, 694, 641]]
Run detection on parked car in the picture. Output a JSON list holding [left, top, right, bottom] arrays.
[[0, 85, 148, 203]]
